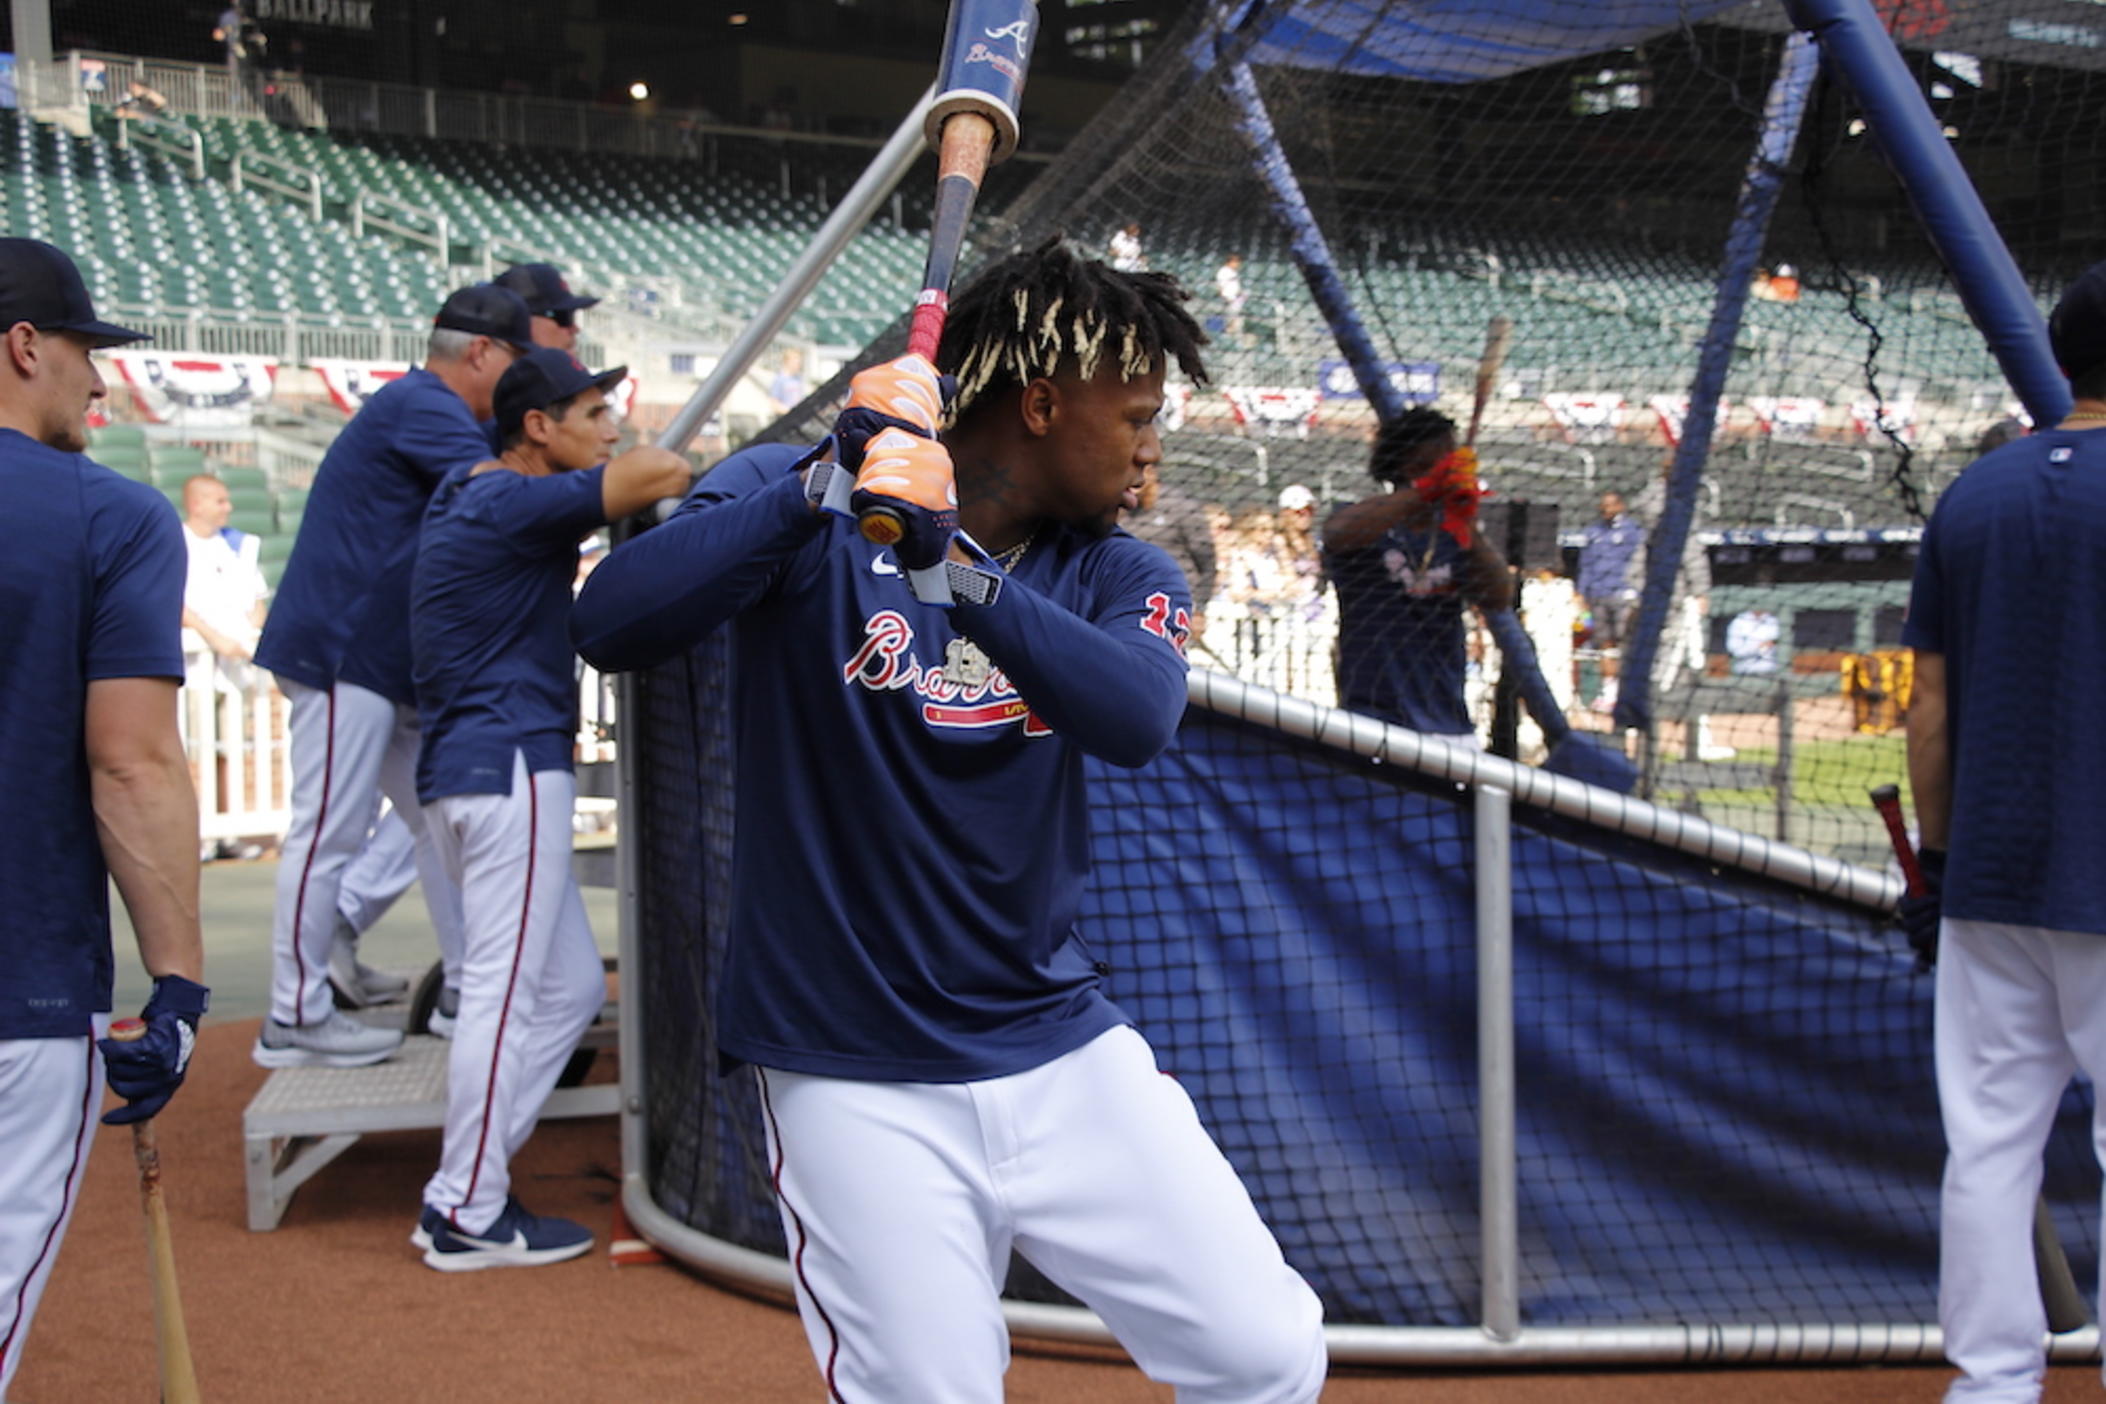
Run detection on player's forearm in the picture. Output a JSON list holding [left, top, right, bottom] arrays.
[[1322, 494, 1417, 552], [94, 753, 204, 983], [1906, 650, 1952, 851], [954, 587, 1187, 768], [600, 447, 695, 522], [572, 471, 823, 671]]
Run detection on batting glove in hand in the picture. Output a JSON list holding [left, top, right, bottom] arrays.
[[835, 354, 953, 470], [98, 974, 209, 1125], [853, 427, 960, 572], [1897, 848, 1945, 972]]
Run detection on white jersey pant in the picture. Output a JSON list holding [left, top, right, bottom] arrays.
[[271, 680, 463, 1026], [757, 1025, 1327, 1403], [0, 1023, 106, 1401], [1936, 917, 2106, 1403], [338, 806, 416, 934], [421, 755, 603, 1233]]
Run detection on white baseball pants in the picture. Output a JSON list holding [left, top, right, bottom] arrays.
[[338, 807, 416, 934], [271, 680, 462, 1026], [0, 1023, 105, 1401], [1936, 916, 2106, 1403], [757, 1025, 1327, 1403], [421, 755, 604, 1233]]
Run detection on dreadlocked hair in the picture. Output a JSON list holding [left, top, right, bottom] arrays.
[[937, 235, 1209, 423], [1370, 407, 1457, 486]]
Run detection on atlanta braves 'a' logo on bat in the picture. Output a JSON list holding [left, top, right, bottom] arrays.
[[843, 610, 1052, 736], [983, 19, 1033, 52]]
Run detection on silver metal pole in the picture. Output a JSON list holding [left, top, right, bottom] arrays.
[[614, 671, 648, 1179], [655, 84, 936, 457], [1474, 782, 1519, 1342]]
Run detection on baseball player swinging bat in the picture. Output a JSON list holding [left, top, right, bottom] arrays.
[[847, 0, 1041, 577], [1868, 783, 2090, 1335], [107, 1017, 202, 1402]]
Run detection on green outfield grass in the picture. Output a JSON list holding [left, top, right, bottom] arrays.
[[1690, 733, 1911, 810]]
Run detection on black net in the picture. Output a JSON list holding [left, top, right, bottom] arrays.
[[755, 0, 2106, 867], [637, 0, 2106, 1334]]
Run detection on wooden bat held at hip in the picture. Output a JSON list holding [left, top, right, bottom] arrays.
[[1465, 314, 1513, 448], [107, 1017, 202, 1403], [851, 0, 1042, 565], [1866, 785, 2090, 1335]]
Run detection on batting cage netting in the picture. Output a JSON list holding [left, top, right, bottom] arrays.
[[628, 0, 2103, 1355]]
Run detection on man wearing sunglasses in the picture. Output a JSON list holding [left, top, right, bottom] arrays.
[[495, 263, 599, 353]]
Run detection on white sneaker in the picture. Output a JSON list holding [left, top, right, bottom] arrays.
[[253, 1010, 404, 1069], [427, 984, 460, 1039]]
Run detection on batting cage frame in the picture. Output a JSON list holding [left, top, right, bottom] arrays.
[[608, 0, 2106, 1368]]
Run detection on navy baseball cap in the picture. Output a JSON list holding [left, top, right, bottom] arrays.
[[0, 238, 149, 348], [494, 347, 627, 439], [433, 284, 535, 353], [495, 262, 600, 316], [2049, 261, 2106, 383]]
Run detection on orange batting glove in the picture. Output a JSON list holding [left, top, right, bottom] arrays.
[[851, 426, 958, 571]]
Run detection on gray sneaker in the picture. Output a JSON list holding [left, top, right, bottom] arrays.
[[328, 919, 411, 1008], [253, 1010, 404, 1069]]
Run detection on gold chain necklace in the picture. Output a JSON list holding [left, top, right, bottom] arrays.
[[993, 531, 1037, 572]]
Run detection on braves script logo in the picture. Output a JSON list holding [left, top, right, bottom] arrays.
[[964, 42, 1024, 83], [1382, 550, 1456, 599], [1138, 591, 1191, 657], [843, 611, 1052, 735]]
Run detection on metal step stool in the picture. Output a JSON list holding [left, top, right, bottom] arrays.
[[242, 1027, 618, 1231]]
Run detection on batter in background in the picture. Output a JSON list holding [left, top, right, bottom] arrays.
[[573, 239, 1326, 1401]]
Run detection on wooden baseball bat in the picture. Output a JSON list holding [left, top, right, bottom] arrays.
[[1866, 787, 2090, 1334], [1466, 314, 1514, 448], [107, 1017, 202, 1403], [856, 0, 1040, 555]]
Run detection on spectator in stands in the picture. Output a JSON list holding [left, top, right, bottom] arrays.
[[1324, 408, 1511, 742], [1274, 482, 1336, 699], [250, 283, 533, 1071], [1769, 263, 1801, 303], [179, 473, 268, 692], [1577, 489, 1642, 710], [1123, 460, 1216, 634], [1630, 458, 1733, 757], [764, 347, 808, 417], [0, 238, 207, 1402], [113, 79, 170, 120], [1906, 259, 2106, 1403], [495, 262, 600, 354], [1109, 222, 1146, 272], [1221, 504, 1294, 678], [1725, 606, 1780, 675], [1216, 252, 1247, 344]]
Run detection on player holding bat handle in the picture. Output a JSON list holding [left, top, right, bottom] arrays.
[[1904, 260, 2106, 1401], [574, 239, 1325, 1401]]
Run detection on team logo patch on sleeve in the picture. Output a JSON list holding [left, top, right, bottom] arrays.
[[1138, 591, 1191, 657]]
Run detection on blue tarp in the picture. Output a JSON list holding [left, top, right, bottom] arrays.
[[1232, 0, 1755, 83], [1080, 709, 2100, 1325]]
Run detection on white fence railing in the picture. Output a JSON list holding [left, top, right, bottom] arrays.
[[184, 664, 617, 843]]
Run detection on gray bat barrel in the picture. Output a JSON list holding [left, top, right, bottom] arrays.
[[924, 0, 1039, 163]]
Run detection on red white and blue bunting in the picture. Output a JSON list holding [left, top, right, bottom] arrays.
[[109, 353, 278, 427]]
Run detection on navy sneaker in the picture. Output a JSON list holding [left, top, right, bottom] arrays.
[[410, 1203, 448, 1253], [422, 1198, 593, 1272]]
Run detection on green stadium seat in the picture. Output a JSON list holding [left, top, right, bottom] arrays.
[[228, 509, 275, 537]]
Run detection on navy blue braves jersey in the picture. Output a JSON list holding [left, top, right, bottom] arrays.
[[573, 442, 1193, 1081], [413, 464, 607, 803], [1904, 428, 2106, 936], [255, 368, 492, 705], [1327, 522, 1474, 736], [0, 433, 186, 1038]]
